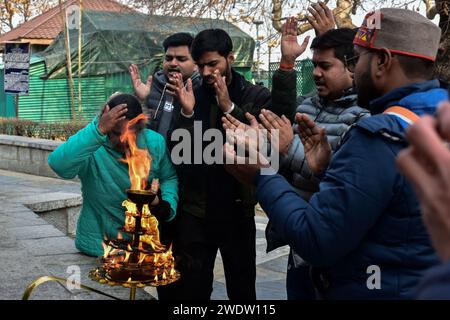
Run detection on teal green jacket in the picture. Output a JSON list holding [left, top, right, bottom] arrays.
[[48, 117, 178, 257]]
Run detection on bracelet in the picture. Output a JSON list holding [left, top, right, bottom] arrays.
[[223, 103, 235, 115], [181, 109, 194, 118], [279, 62, 295, 71]]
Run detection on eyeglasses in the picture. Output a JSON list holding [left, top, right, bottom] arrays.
[[344, 50, 372, 72]]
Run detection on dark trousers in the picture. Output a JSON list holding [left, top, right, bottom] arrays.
[[286, 250, 317, 300], [158, 211, 256, 300]]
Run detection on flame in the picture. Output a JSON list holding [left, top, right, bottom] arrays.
[[119, 114, 151, 190], [102, 243, 112, 259], [138, 253, 147, 265], [141, 234, 166, 252], [124, 251, 131, 263], [98, 182, 178, 284], [122, 200, 137, 214]]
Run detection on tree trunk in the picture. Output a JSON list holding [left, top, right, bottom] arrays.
[[271, 0, 356, 35]]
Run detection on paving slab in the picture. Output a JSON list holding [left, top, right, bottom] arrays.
[[20, 236, 79, 256], [9, 224, 65, 240]]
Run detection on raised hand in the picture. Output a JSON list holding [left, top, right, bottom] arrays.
[[307, 1, 336, 36], [129, 64, 152, 101], [280, 17, 310, 65], [212, 70, 233, 113], [98, 104, 128, 135], [296, 112, 331, 174], [259, 109, 293, 155], [166, 73, 195, 116]]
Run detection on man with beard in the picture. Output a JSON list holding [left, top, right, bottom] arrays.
[[257, 26, 370, 300], [166, 28, 298, 300], [224, 8, 448, 299], [129, 33, 201, 141]]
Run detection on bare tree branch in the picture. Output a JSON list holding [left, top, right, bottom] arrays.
[[272, 0, 355, 35], [424, 0, 438, 18]]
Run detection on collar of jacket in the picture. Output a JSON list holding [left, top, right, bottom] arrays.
[[227, 68, 246, 96], [369, 79, 444, 115], [356, 79, 449, 139], [317, 86, 358, 110], [152, 70, 203, 90]]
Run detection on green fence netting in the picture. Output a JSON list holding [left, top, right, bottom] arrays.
[[268, 59, 316, 97]]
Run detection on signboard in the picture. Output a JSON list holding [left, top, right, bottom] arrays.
[[4, 42, 30, 95]]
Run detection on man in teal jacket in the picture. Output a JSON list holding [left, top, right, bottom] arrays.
[[48, 93, 178, 257]]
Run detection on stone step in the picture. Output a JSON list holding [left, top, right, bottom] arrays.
[[10, 192, 82, 237]]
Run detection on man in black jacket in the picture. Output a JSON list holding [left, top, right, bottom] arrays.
[[167, 28, 302, 300], [129, 33, 201, 141]]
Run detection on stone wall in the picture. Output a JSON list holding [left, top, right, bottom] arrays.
[[0, 135, 62, 178]]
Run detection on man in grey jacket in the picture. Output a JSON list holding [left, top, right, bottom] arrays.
[[129, 33, 201, 140]]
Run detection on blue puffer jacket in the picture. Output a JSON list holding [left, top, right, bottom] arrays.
[[256, 79, 448, 299], [415, 261, 450, 299]]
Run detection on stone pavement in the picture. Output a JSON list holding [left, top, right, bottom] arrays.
[[0, 169, 289, 300]]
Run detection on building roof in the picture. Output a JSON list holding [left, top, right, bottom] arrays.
[[0, 0, 134, 45]]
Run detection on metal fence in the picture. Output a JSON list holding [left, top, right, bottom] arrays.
[[268, 59, 316, 97]]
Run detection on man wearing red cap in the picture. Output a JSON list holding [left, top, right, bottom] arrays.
[[225, 8, 449, 299]]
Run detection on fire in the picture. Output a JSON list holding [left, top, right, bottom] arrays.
[[93, 114, 179, 287], [124, 251, 131, 263], [119, 114, 151, 190], [138, 253, 147, 265], [123, 200, 137, 213], [102, 243, 112, 259]]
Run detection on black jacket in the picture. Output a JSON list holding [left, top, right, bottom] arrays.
[[171, 68, 297, 220]]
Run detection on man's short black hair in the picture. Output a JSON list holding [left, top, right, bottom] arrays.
[[191, 29, 233, 62], [311, 28, 357, 66], [162, 32, 194, 52], [107, 93, 142, 120]]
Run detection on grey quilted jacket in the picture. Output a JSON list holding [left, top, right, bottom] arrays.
[[281, 89, 370, 200]]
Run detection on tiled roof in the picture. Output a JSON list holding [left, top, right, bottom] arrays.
[[0, 0, 135, 43]]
